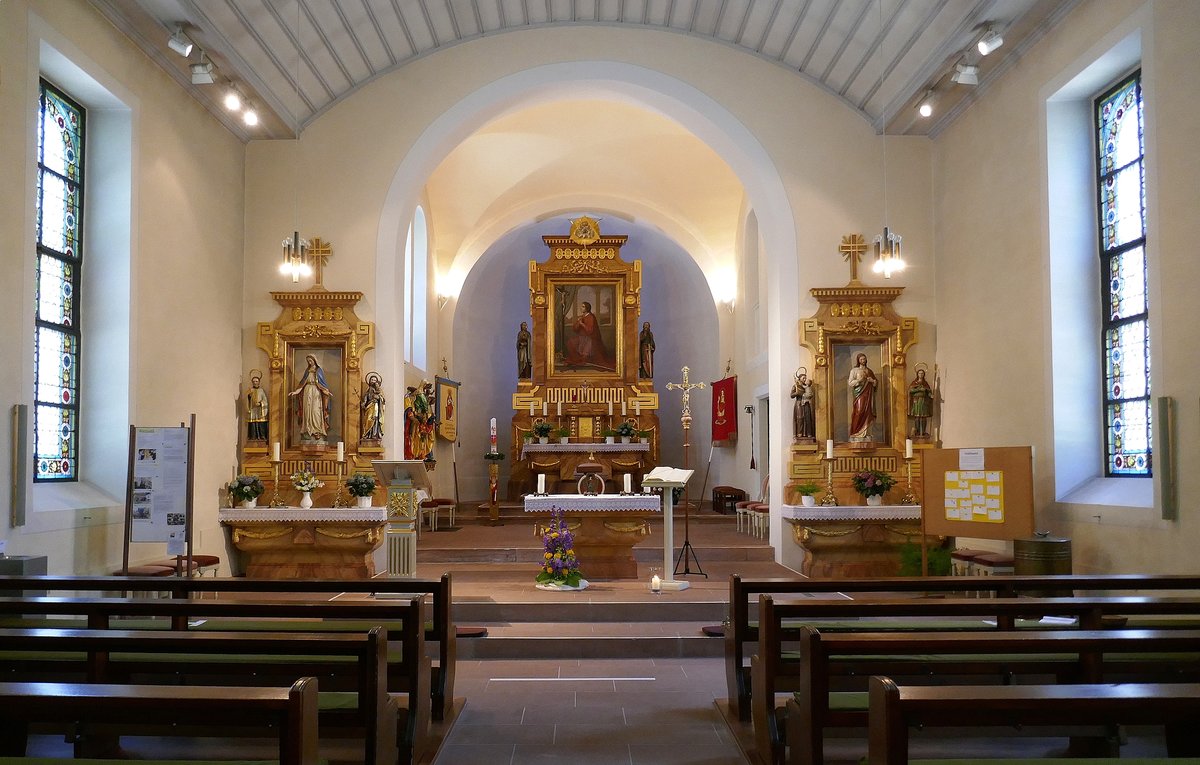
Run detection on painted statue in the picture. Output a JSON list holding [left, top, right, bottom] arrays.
[[638, 321, 656, 379], [516, 321, 532, 378], [908, 367, 934, 438], [361, 371, 385, 441], [791, 369, 815, 441], [289, 354, 331, 441], [245, 370, 268, 441], [847, 352, 877, 442], [404, 381, 436, 461]]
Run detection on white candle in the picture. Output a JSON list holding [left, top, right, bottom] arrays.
[[622, 401, 627, 416], [624, 474, 632, 493], [272, 442, 280, 462], [529, 402, 535, 416], [608, 402, 613, 416], [634, 403, 641, 416], [826, 439, 834, 460], [542, 402, 548, 416], [557, 402, 562, 417], [537, 474, 546, 494], [935, 427, 940, 442], [905, 439, 913, 459], [336, 441, 344, 462], [651, 574, 662, 592]]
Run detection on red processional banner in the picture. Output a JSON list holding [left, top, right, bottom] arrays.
[[711, 375, 738, 444]]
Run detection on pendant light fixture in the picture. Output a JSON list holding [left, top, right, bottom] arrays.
[[278, 3, 309, 283], [872, 0, 905, 279]]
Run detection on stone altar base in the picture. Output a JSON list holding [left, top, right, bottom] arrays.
[[780, 505, 939, 579], [532, 513, 650, 580], [220, 507, 386, 580]]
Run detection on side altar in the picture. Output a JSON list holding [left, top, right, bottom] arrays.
[[525, 494, 660, 580], [508, 217, 661, 498], [780, 504, 942, 578], [219, 506, 386, 579]]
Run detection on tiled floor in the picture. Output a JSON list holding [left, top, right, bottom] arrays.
[[434, 657, 747, 764]]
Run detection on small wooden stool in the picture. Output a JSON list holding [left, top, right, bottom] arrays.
[[712, 486, 747, 516]]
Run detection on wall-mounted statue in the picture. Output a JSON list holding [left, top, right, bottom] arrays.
[[245, 369, 268, 442], [638, 321, 656, 379], [791, 368, 815, 442], [908, 366, 934, 439], [361, 371, 385, 442], [517, 321, 532, 378], [847, 352, 878, 442]]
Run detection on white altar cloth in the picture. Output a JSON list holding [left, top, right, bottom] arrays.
[[219, 507, 388, 523], [524, 494, 661, 513], [520, 442, 650, 459], [781, 504, 921, 522]]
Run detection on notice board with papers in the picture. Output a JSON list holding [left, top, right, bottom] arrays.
[[920, 446, 1034, 540]]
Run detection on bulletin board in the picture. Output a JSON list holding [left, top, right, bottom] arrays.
[[121, 416, 196, 573], [920, 446, 1034, 540]]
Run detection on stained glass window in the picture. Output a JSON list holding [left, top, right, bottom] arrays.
[[1095, 72, 1150, 477], [35, 80, 85, 482]]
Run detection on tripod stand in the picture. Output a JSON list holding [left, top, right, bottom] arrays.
[[666, 367, 707, 578]]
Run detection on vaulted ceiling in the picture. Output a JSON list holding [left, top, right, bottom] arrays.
[[94, 0, 1077, 141]]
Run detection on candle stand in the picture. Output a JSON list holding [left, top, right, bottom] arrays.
[[268, 460, 287, 508], [331, 460, 350, 508], [899, 456, 919, 505], [819, 456, 839, 506]]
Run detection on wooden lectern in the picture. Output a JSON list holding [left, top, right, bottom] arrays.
[[372, 460, 433, 577]]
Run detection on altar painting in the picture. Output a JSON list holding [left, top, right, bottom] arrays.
[[830, 341, 889, 444], [287, 346, 343, 448], [550, 281, 620, 376]]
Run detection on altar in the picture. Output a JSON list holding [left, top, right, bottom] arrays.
[[525, 494, 660, 580], [219, 506, 387, 579], [780, 504, 937, 579]]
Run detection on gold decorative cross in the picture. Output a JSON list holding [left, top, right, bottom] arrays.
[[665, 366, 706, 418], [309, 237, 333, 288], [839, 233, 868, 283]]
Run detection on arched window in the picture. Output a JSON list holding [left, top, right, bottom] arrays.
[[403, 206, 429, 370], [1094, 72, 1150, 477], [34, 79, 85, 482]]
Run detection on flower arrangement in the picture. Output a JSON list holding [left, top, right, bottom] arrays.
[[345, 473, 376, 497], [227, 474, 265, 502], [536, 507, 583, 588], [532, 421, 555, 438], [851, 469, 896, 498], [615, 421, 638, 438], [291, 468, 324, 493]]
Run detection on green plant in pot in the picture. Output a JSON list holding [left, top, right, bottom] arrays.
[[615, 421, 637, 441], [555, 427, 570, 443], [600, 428, 617, 443], [899, 541, 952, 577], [795, 481, 821, 507], [532, 421, 554, 441], [344, 473, 377, 508]]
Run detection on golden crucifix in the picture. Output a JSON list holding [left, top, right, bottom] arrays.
[[665, 365, 706, 422], [839, 233, 868, 284]]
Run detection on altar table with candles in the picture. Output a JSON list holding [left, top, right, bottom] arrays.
[[525, 493, 661, 579], [219, 506, 387, 579]]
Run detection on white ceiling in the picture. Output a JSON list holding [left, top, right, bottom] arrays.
[[93, 0, 1078, 141]]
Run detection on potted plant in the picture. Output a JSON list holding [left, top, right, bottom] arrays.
[[532, 421, 555, 443], [227, 474, 265, 508], [637, 430, 652, 444], [851, 469, 896, 506], [555, 427, 570, 444], [615, 421, 637, 443], [291, 467, 324, 509], [795, 481, 821, 507], [601, 428, 617, 444], [345, 473, 377, 508]]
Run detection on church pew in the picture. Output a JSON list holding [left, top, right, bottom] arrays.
[[725, 573, 1200, 720], [864, 677, 1200, 764], [0, 572, 457, 722], [0, 626, 396, 765], [766, 622, 1200, 765], [0, 677, 319, 765], [0, 596, 428, 765]]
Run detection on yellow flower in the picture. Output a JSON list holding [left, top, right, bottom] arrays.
[[544, 552, 552, 559], [566, 549, 574, 556]]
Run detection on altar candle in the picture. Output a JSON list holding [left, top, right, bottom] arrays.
[[537, 474, 546, 494], [272, 442, 281, 462], [557, 402, 562, 417], [622, 401, 627, 416], [608, 402, 614, 416], [905, 439, 913, 460], [624, 474, 632, 493], [635, 403, 641, 416], [337, 441, 344, 462], [826, 439, 834, 460], [650, 574, 662, 592], [529, 402, 535, 416], [542, 402, 548, 416]]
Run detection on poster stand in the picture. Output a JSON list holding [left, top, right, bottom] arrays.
[[120, 414, 196, 576]]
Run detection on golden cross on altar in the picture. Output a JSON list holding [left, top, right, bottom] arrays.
[[308, 237, 333, 289], [839, 233, 868, 284], [665, 366, 706, 419]]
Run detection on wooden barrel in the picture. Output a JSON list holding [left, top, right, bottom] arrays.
[[1014, 535, 1072, 596]]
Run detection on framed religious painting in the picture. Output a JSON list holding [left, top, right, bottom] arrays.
[[548, 279, 623, 378], [829, 340, 890, 445], [435, 376, 459, 442], [286, 346, 344, 449]]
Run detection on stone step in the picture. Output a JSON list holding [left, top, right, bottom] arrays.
[[452, 598, 726, 623], [456, 623, 724, 659]]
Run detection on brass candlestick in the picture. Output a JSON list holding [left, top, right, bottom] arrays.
[[899, 456, 919, 506], [268, 460, 286, 507], [331, 460, 349, 508], [820, 456, 839, 506]]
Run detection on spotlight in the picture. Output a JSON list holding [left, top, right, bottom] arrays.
[[223, 85, 242, 111], [917, 91, 935, 118], [950, 63, 980, 86], [190, 52, 214, 85], [167, 26, 193, 57], [242, 106, 259, 127], [977, 28, 1004, 56]]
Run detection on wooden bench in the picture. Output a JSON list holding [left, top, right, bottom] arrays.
[[0, 677, 319, 765], [0, 626, 397, 764], [0, 596, 428, 765], [866, 677, 1200, 764], [751, 594, 1200, 765], [0, 572, 457, 722], [726, 573, 1200, 720]]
